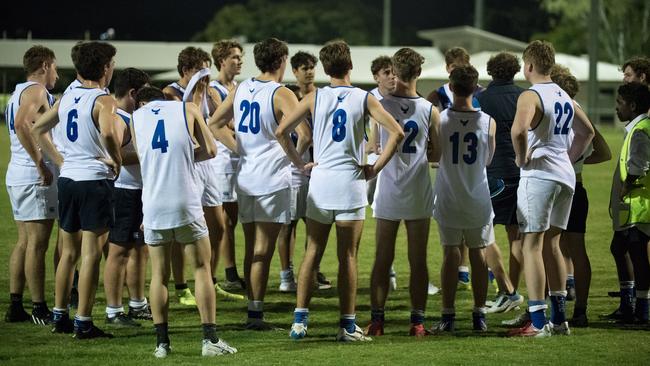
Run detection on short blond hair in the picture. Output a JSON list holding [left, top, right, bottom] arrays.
[[523, 40, 555, 75], [392, 48, 424, 82], [319, 40, 352, 78]]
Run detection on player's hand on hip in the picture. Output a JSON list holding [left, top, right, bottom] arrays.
[[302, 162, 317, 176], [363, 164, 378, 180]]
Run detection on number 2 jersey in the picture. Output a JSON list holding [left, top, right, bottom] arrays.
[[434, 109, 493, 228], [309, 86, 368, 210], [373, 94, 434, 219], [132, 100, 202, 230], [522, 83, 576, 191], [57, 86, 114, 181], [232, 78, 291, 196]]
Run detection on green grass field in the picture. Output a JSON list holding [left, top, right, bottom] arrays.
[[0, 125, 649, 365]]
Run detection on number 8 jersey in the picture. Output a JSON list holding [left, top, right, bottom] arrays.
[[522, 83, 576, 190], [57, 87, 114, 181], [233, 78, 291, 195], [434, 109, 493, 228], [309, 86, 369, 210]]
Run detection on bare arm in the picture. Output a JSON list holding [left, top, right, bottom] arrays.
[[95, 95, 123, 176], [187, 103, 217, 161], [584, 123, 611, 164], [275, 92, 313, 170], [365, 94, 405, 179], [208, 88, 236, 131], [365, 119, 380, 154], [568, 100, 595, 163], [487, 118, 497, 166], [15, 85, 53, 185], [511, 91, 538, 167], [162, 86, 183, 101], [31, 99, 63, 169], [426, 106, 441, 162], [274, 87, 311, 157]]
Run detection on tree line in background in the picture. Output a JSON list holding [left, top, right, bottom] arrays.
[[193, 0, 648, 64]]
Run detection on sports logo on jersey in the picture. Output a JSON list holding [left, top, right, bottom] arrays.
[[337, 94, 349, 103], [74, 97, 81, 104], [152, 108, 160, 115], [556, 91, 562, 97], [400, 104, 409, 114], [460, 119, 469, 126], [249, 88, 255, 93]]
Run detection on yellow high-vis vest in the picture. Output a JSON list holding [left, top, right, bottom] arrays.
[[619, 116, 650, 226]]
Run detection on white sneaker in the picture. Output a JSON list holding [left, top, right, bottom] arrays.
[[486, 293, 524, 314], [289, 322, 307, 339], [279, 281, 297, 293], [201, 338, 237, 356], [428, 282, 440, 296], [153, 343, 171, 358], [389, 275, 397, 291], [336, 324, 372, 342], [549, 321, 571, 335]]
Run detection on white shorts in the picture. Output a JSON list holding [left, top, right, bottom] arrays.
[[238, 188, 290, 224], [290, 184, 308, 221], [215, 173, 237, 203], [306, 204, 365, 224], [516, 177, 573, 233], [438, 222, 495, 248], [195, 161, 222, 207], [145, 217, 209, 246], [7, 183, 58, 221]]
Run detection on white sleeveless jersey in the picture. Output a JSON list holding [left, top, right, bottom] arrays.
[[521, 83, 576, 190], [369, 87, 384, 101], [57, 87, 114, 181], [373, 95, 434, 219], [166, 82, 185, 100], [309, 86, 369, 209], [113, 109, 142, 189], [232, 78, 290, 195], [5, 81, 56, 186], [434, 109, 494, 228], [209, 80, 239, 173], [133, 101, 203, 229]]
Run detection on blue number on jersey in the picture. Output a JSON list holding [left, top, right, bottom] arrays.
[[7, 104, 15, 134], [66, 109, 79, 142], [450, 131, 478, 164], [151, 119, 169, 153], [402, 120, 418, 154], [553, 102, 573, 135], [332, 109, 347, 142], [238, 100, 261, 134]]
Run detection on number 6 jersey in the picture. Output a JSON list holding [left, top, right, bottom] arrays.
[[434, 109, 493, 228], [132, 100, 202, 230]]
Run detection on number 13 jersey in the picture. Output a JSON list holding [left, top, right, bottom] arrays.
[[434, 109, 493, 228], [309, 86, 369, 210]]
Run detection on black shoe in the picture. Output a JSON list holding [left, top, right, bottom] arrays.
[[5, 306, 30, 323], [31, 308, 52, 325], [52, 316, 74, 334], [600, 307, 627, 321], [106, 312, 140, 327], [70, 288, 79, 309], [128, 305, 153, 321], [608, 291, 621, 298], [569, 313, 589, 327], [316, 272, 332, 290], [74, 324, 114, 339]]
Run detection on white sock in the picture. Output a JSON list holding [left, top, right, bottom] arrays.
[[106, 305, 124, 318]]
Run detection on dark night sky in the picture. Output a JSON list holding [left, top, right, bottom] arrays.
[[3, 0, 547, 43]]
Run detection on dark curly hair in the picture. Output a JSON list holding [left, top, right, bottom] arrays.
[[74, 41, 116, 81], [253, 38, 288, 73], [176, 46, 210, 77], [449, 65, 478, 97], [23, 45, 56, 75], [135, 86, 165, 107], [290, 51, 318, 70], [550, 64, 579, 99], [370, 56, 392, 76], [486, 52, 520, 81], [622, 56, 650, 81], [618, 82, 650, 115], [114, 68, 150, 98]]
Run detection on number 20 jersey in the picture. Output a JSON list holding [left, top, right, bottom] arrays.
[[522, 83, 575, 190], [57, 87, 113, 181], [309, 86, 369, 210], [233, 78, 290, 196], [434, 109, 493, 228], [132, 100, 202, 230]]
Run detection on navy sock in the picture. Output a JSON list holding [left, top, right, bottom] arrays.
[[528, 300, 547, 329], [458, 271, 470, 283], [10, 293, 22, 306], [248, 310, 263, 319], [225, 267, 240, 282], [202, 323, 218, 343], [621, 287, 634, 312], [441, 313, 455, 322], [636, 298, 649, 321], [74, 317, 92, 331], [573, 306, 587, 317], [410, 310, 425, 325], [154, 322, 170, 345], [52, 308, 67, 322], [293, 309, 309, 324], [340, 315, 356, 333], [566, 277, 575, 288], [371, 309, 385, 322], [488, 270, 495, 282], [549, 295, 566, 325]]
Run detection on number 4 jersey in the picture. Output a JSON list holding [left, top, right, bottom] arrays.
[[434, 109, 494, 228], [521, 83, 576, 190], [57, 86, 114, 181], [132, 100, 202, 230]]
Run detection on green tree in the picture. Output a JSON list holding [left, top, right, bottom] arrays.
[[537, 0, 650, 64], [193, 0, 381, 45]]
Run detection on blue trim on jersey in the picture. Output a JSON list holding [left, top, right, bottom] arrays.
[[118, 113, 130, 126], [271, 85, 281, 125], [391, 94, 421, 100], [211, 85, 227, 102], [182, 102, 191, 136], [527, 89, 545, 131], [252, 77, 271, 83], [363, 92, 370, 141], [313, 89, 319, 128], [17, 83, 39, 107], [448, 108, 480, 114], [89, 92, 109, 132], [327, 85, 355, 89]]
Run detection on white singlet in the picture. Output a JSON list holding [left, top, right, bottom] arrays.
[[114, 109, 142, 189]]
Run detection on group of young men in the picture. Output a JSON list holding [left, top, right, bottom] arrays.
[[4, 35, 650, 358]]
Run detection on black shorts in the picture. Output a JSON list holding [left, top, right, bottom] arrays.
[[109, 188, 144, 246], [565, 182, 588, 233], [58, 177, 113, 232], [490, 177, 519, 226]]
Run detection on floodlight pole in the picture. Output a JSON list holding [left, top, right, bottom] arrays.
[[383, 0, 391, 46], [474, 0, 484, 29], [588, 0, 600, 124]]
